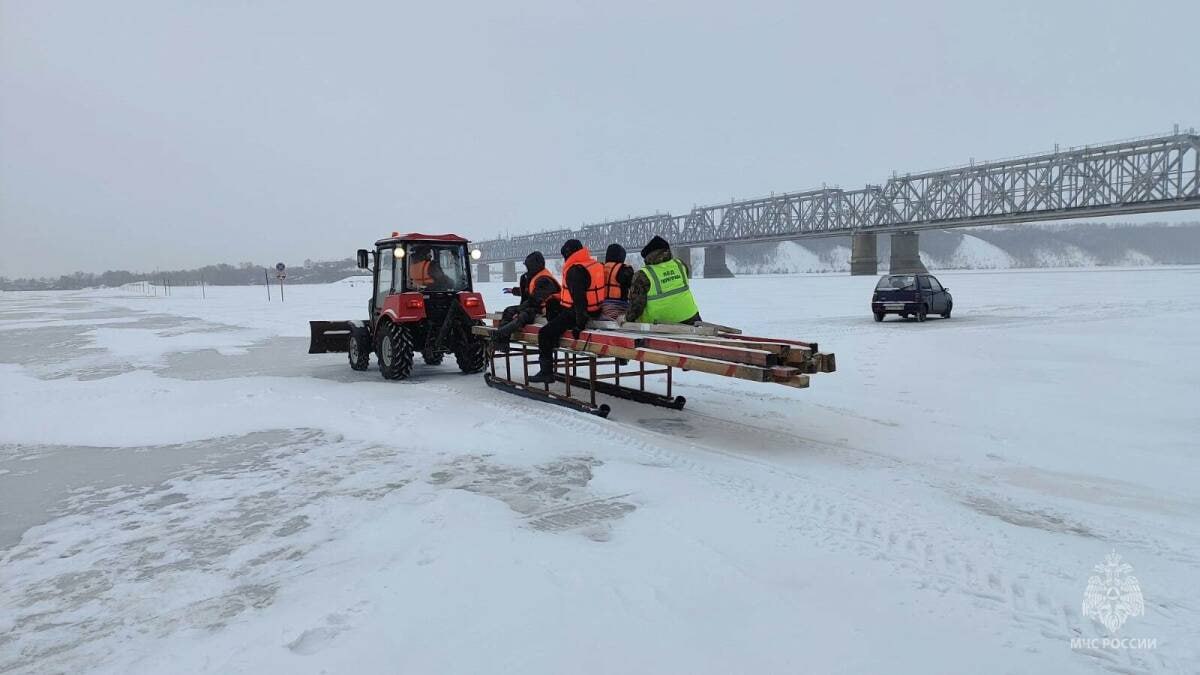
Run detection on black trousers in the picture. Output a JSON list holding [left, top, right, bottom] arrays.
[[536, 306, 597, 371], [493, 304, 532, 342], [496, 299, 563, 342]]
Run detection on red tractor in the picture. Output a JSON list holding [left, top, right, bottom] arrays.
[[309, 233, 489, 379]]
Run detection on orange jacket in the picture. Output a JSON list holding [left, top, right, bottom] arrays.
[[603, 261, 631, 301], [527, 268, 560, 310], [559, 248, 606, 312], [409, 260, 433, 287]]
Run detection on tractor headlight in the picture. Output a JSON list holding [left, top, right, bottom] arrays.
[[470, 248, 482, 260], [393, 248, 405, 259]]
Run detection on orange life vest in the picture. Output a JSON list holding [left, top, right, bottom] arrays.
[[409, 260, 433, 286], [603, 261, 629, 301], [527, 268, 561, 310], [559, 248, 605, 312]]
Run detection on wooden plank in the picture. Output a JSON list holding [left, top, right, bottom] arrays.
[[594, 320, 720, 336], [514, 324, 645, 350], [770, 365, 800, 378], [635, 336, 777, 367], [681, 335, 813, 362], [777, 375, 811, 388], [622, 347, 772, 381], [694, 320, 742, 334], [663, 334, 792, 354], [719, 333, 818, 352], [769, 366, 808, 387]]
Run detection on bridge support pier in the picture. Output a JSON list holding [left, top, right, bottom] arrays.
[[475, 263, 490, 283], [889, 231, 927, 274], [502, 260, 517, 283], [702, 245, 735, 278], [849, 233, 878, 276], [674, 246, 692, 272]]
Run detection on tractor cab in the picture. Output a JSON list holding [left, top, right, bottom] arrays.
[[364, 233, 480, 319], [309, 232, 489, 380]]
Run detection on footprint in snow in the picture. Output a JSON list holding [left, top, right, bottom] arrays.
[[286, 605, 364, 653], [286, 625, 341, 655]]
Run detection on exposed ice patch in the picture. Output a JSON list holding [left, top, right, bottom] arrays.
[[429, 455, 636, 539], [0, 429, 417, 674]]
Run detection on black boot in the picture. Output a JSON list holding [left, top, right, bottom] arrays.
[[490, 320, 516, 347], [527, 356, 556, 383]]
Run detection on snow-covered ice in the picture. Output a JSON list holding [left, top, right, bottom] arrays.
[[2, 267, 1199, 674]]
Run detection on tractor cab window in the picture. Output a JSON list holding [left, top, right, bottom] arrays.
[[404, 243, 469, 292], [376, 247, 395, 305]]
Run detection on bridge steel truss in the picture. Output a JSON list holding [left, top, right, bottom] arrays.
[[474, 132, 1200, 263]]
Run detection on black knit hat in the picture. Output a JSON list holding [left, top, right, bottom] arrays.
[[560, 238, 584, 259], [523, 251, 545, 273], [640, 235, 670, 259], [605, 243, 627, 263]]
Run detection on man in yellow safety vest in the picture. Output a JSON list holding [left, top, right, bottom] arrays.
[[626, 235, 702, 325]]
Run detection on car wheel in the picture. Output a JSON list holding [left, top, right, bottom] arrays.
[[900, 313, 909, 319], [941, 302, 952, 319], [916, 304, 928, 322], [873, 312, 884, 322]]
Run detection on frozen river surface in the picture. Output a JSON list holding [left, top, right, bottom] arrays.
[[2, 267, 1198, 674]]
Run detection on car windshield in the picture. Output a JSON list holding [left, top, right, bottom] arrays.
[[876, 275, 916, 290], [404, 243, 470, 291]]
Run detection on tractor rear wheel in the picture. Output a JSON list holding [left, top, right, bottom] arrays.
[[421, 349, 444, 366], [455, 326, 487, 374], [348, 333, 370, 371], [378, 321, 414, 380]]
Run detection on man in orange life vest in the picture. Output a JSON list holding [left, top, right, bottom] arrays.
[[528, 239, 606, 383], [492, 251, 561, 345], [600, 243, 635, 320], [408, 246, 451, 290]]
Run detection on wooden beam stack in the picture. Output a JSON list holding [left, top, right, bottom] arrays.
[[476, 313, 835, 388]]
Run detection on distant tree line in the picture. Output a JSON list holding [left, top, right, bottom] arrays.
[[0, 258, 364, 291]]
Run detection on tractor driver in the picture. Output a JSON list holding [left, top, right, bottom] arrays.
[[408, 246, 453, 290]]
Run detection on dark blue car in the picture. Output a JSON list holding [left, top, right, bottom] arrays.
[[871, 273, 953, 322]]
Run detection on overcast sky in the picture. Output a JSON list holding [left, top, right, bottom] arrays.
[[2, 0, 1198, 278]]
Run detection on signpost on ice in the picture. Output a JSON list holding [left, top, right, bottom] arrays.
[[276, 262, 286, 303]]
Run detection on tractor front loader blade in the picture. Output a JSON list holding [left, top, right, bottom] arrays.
[[308, 320, 353, 354]]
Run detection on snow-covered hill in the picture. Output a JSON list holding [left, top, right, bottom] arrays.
[[725, 222, 1200, 274]]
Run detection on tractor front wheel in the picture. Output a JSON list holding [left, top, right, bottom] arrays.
[[422, 349, 445, 366], [378, 321, 414, 380], [455, 325, 488, 374], [348, 333, 370, 371]]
